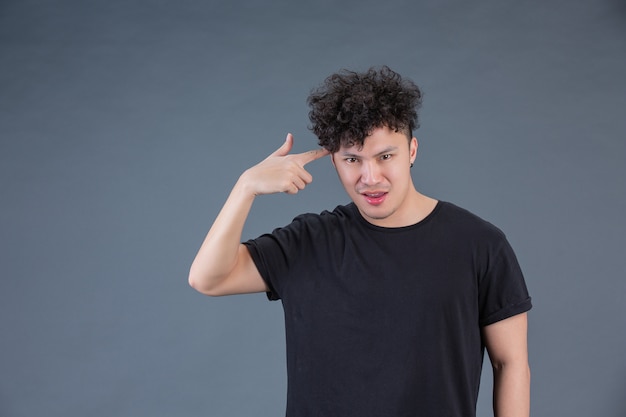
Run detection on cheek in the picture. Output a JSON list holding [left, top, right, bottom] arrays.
[[336, 167, 356, 183], [382, 167, 405, 185]]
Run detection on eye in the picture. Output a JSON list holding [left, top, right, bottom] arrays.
[[345, 157, 358, 164], [380, 154, 392, 160]]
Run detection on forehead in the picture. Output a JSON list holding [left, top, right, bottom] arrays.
[[337, 127, 409, 155]]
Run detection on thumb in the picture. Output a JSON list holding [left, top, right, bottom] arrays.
[[269, 133, 294, 157]]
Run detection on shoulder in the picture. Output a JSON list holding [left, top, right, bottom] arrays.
[[247, 204, 356, 257], [435, 201, 508, 243], [291, 203, 356, 227], [259, 203, 356, 242]]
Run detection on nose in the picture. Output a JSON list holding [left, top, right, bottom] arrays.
[[360, 160, 382, 185]]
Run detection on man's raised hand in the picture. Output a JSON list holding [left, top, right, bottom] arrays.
[[241, 133, 329, 196]]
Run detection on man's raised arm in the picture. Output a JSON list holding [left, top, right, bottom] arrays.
[[188, 133, 329, 296]]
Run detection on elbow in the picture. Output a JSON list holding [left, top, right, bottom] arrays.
[[187, 272, 201, 291], [491, 359, 531, 381], [187, 266, 200, 290], [188, 268, 223, 297]]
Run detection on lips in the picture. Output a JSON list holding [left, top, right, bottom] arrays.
[[362, 191, 388, 205]]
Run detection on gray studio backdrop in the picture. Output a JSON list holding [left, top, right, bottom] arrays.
[[1, 1, 625, 416]]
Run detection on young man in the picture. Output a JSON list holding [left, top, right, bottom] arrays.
[[189, 67, 532, 417]]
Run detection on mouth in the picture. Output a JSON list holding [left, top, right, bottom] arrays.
[[361, 191, 388, 206]]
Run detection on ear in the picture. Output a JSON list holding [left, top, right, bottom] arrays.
[[330, 152, 337, 168], [410, 137, 418, 164]]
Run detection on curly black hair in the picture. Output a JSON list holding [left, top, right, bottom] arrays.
[[307, 66, 423, 153]]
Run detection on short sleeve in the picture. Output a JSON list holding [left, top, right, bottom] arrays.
[[243, 218, 306, 301], [478, 236, 532, 326], [243, 238, 280, 300]]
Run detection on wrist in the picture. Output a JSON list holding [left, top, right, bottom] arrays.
[[235, 171, 260, 199]]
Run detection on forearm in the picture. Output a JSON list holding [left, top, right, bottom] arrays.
[[188, 176, 256, 292], [492, 362, 531, 417]]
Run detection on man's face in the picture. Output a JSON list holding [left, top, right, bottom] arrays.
[[331, 126, 418, 227]]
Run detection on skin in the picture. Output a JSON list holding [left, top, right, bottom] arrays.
[[484, 313, 531, 417], [188, 133, 327, 296], [188, 128, 530, 417], [330, 126, 436, 227]]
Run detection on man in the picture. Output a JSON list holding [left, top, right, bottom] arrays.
[[189, 66, 531, 417]]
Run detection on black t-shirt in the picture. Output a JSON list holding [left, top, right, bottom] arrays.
[[244, 201, 531, 417]]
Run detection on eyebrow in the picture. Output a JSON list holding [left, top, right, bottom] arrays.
[[340, 146, 399, 158]]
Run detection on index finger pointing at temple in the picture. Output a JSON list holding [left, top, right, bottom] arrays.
[[297, 148, 330, 166]]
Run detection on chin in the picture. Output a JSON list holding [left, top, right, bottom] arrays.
[[361, 207, 394, 222]]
